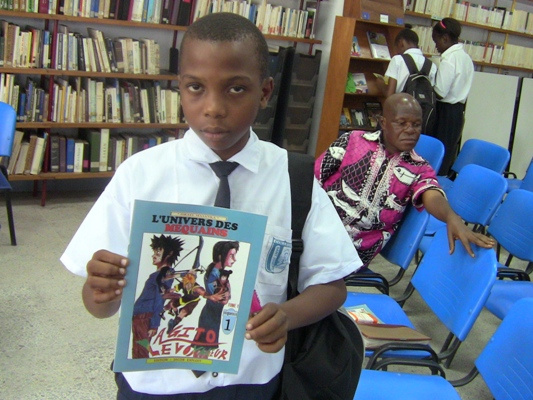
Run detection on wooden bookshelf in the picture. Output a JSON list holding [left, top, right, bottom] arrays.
[[315, 15, 402, 157], [1, 4, 325, 205]]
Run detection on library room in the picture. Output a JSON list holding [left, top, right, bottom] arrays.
[[1, 0, 532, 399]]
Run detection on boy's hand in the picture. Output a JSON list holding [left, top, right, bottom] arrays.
[[245, 303, 289, 353], [84, 250, 128, 317]]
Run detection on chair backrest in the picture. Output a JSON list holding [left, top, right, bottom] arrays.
[[380, 204, 429, 271], [451, 138, 510, 175], [446, 164, 508, 227], [475, 297, 533, 400], [414, 134, 445, 172], [0, 102, 17, 158], [411, 227, 497, 341], [487, 189, 533, 263], [520, 158, 533, 192]]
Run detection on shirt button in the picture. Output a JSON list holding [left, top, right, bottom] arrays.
[[212, 372, 218, 377]]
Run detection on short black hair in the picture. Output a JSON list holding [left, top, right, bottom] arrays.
[[433, 17, 462, 42], [150, 234, 184, 266], [180, 12, 270, 80], [395, 28, 419, 46]]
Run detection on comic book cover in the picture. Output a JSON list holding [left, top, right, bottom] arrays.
[[113, 200, 267, 374]]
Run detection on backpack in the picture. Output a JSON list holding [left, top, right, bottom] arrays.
[[276, 152, 364, 400], [401, 54, 436, 135]]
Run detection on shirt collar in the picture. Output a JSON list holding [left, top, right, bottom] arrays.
[[442, 43, 463, 58], [365, 130, 416, 160], [184, 128, 261, 174]]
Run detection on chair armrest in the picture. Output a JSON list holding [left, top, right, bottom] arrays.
[[497, 267, 531, 281], [372, 356, 447, 378], [502, 171, 517, 178], [366, 342, 439, 368], [345, 272, 390, 295]]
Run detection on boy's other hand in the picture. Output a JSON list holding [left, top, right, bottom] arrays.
[[245, 303, 289, 353], [86, 250, 129, 305]]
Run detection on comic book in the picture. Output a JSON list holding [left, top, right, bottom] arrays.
[[114, 200, 267, 374]]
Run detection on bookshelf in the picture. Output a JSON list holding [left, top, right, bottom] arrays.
[[404, 0, 533, 73], [0, 2, 323, 205], [315, 0, 403, 157]]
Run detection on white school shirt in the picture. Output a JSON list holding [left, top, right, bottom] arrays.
[[385, 47, 437, 92], [434, 43, 474, 104], [60, 128, 362, 395]]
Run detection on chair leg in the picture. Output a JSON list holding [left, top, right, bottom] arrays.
[[4, 190, 16, 246]]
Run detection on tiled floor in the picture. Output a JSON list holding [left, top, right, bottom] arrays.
[[0, 190, 523, 399]]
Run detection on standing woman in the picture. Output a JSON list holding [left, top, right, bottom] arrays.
[[431, 17, 474, 176]]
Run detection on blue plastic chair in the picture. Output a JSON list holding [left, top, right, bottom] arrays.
[[345, 227, 497, 369], [414, 134, 445, 172], [0, 102, 17, 246], [483, 189, 533, 319], [418, 164, 508, 255], [504, 156, 533, 193], [345, 204, 430, 294], [354, 298, 533, 399], [438, 138, 510, 192]]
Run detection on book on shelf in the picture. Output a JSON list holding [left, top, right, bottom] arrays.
[[351, 72, 368, 94], [66, 137, 76, 173], [351, 36, 362, 57], [113, 200, 267, 373], [340, 107, 352, 127], [364, 101, 383, 129], [13, 141, 30, 175], [6, 130, 25, 175], [350, 108, 369, 128], [49, 134, 61, 173], [345, 304, 431, 349], [29, 134, 47, 175], [23, 134, 38, 175], [366, 31, 391, 60]]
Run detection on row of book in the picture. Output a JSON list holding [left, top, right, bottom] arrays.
[[339, 102, 382, 131], [464, 41, 533, 69], [412, 24, 533, 68], [6, 128, 184, 175], [406, 0, 454, 19], [0, 22, 162, 74], [0, 74, 181, 124], [0, 0, 193, 26], [452, 2, 533, 34], [407, 0, 533, 35], [193, 0, 318, 39]]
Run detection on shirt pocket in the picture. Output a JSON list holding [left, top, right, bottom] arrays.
[[257, 223, 292, 296]]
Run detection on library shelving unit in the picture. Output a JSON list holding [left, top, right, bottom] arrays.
[[0, 6, 322, 205], [315, 0, 404, 157], [405, 0, 533, 74]]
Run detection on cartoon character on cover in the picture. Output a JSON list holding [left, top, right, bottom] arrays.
[[194, 240, 239, 357], [131, 234, 184, 359], [163, 268, 226, 335]]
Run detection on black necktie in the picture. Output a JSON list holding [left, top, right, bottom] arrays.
[[209, 161, 239, 208], [191, 161, 238, 378]]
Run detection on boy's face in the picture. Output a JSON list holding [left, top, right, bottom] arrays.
[[178, 38, 274, 160]]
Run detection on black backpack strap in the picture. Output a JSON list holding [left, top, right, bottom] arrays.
[[287, 151, 315, 301], [420, 58, 432, 76], [401, 53, 418, 74]]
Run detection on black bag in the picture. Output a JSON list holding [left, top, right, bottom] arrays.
[[401, 54, 436, 135], [276, 153, 364, 400]]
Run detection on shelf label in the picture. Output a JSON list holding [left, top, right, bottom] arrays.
[[380, 14, 389, 24]]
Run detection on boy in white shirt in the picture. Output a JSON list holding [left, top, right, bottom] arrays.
[[60, 12, 361, 399], [378, 28, 437, 97]]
